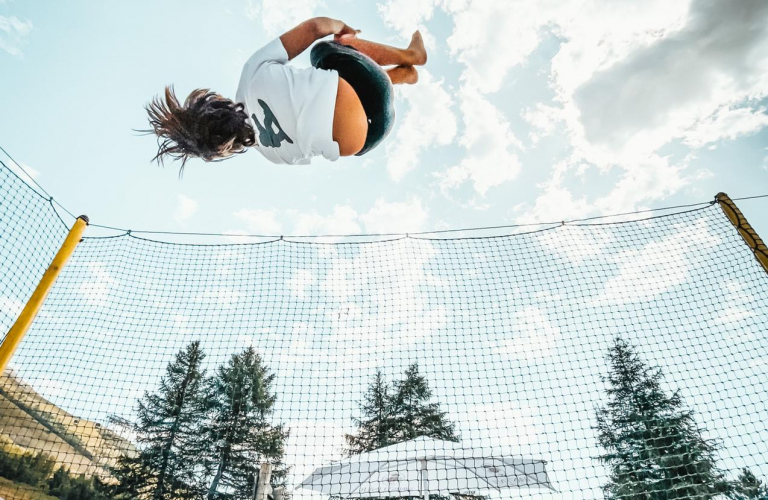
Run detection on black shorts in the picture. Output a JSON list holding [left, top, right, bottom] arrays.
[[310, 41, 395, 156]]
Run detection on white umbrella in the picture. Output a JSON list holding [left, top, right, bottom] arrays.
[[299, 436, 553, 500]]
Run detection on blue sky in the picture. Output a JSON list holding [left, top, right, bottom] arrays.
[[1, 0, 767, 239]]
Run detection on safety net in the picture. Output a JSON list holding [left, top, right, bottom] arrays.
[[0, 158, 767, 500]]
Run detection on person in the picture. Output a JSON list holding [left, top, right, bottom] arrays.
[[145, 17, 427, 171]]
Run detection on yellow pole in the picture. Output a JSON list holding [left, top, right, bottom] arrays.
[[716, 193, 768, 275], [0, 215, 89, 374]]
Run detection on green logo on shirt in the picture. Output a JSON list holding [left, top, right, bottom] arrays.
[[253, 99, 293, 148]]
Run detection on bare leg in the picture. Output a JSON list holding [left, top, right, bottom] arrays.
[[338, 31, 427, 67], [387, 65, 419, 85]]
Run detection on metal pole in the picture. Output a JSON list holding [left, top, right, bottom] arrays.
[[419, 460, 429, 500], [715, 193, 768, 275], [0, 215, 89, 373]]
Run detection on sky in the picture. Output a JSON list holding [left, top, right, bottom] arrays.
[[3, 162, 767, 499], [0, 0, 767, 239], [1, 1, 768, 499]]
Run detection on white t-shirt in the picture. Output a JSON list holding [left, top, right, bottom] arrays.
[[236, 38, 340, 165]]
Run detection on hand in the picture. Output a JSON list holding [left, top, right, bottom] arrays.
[[333, 22, 360, 42]]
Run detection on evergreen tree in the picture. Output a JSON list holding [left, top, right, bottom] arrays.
[[110, 452, 148, 500], [343, 364, 465, 500], [596, 337, 731, 499], [0, 447, 56, 488], [114, 341, 207, 500], [345, 364, 458, 456], [48, 467, 112, 500], [48, 466, 71, 494], [389, 364, 458, 444], [730, 469, 768, 500], [345, 370, 394, 455], [200, 347, 288, 500]]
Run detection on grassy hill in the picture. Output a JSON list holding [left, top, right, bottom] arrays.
[[0, 476, 58, 500], [0, 370, 136, 479]]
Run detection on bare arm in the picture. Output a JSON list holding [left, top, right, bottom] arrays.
[[279, 17, 359, 61]]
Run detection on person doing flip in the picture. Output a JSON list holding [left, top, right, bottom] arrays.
[[145, 17, 427, 170]]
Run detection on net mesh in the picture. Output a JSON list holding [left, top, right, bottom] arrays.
[[1, 160, 767, 500]]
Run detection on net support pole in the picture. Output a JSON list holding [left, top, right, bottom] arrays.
[[0, 215, 89, 374], [715, 193, 768, 275]]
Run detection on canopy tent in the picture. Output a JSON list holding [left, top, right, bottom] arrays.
[[299, 436, 553, 500]]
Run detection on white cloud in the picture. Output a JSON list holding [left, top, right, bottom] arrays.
[[593, 155, 688, 214], [548, 0, 692, 104], [542, 0, 768, 213], [531, 0, 758, 213], [5, 161, 40, 186], [233, 198, 431, 239], [380, 0, 768, 214], [171, 314, 191, 335], [714, 281, 756, 326], [0, 296, 23, 319], [377, 0, 437, 40], [77, 262, 116, 309], [359, 197, 428, 233], [385, 70, 457, 181], [444, 0, 548, 94], [291, 205, 361, 236], [597, 219, 720, 305], [287, 269, 314, 299], [173, 194, 198, 226], [316, 239, 446, 359], [221, 229, 265, 243], [595, 155, 688, 213], [500, 306, 560, 361], [573, 0, 768, 154], [210, 247, 251, 277], [436, 85, 523, 196], [522, 103, 563, 145], [273, 321, 381, 378], [515, 162, 592, 223], [0, 15, 32, 57], [246, 0, 322, 37], [461, 402, 541, 452], [538, 225, 611, 266], [233, 208, 282, 234], [192, 286, 242, 309], [683, 106, 768, 148]]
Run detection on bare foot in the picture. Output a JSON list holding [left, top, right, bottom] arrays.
[[387, 65, 419, 85], [407, 31, 428, 66]]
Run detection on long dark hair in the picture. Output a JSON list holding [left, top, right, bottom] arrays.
[[144, 86, 255, 175]]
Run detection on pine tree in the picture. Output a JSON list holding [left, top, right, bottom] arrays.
[[48, 466, 71, 494], [389, 364, 458, 444], [200, 347, 288, 500], [731, 469, 768, 500], [344, 370, 394, 455], [596, 337, 731, 499], [343, 364, 466, 500], [345, 364, 458, 456], [110, 452, 150, 500], [113, 341, 207, 500], [48, 468, 112, 500]]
